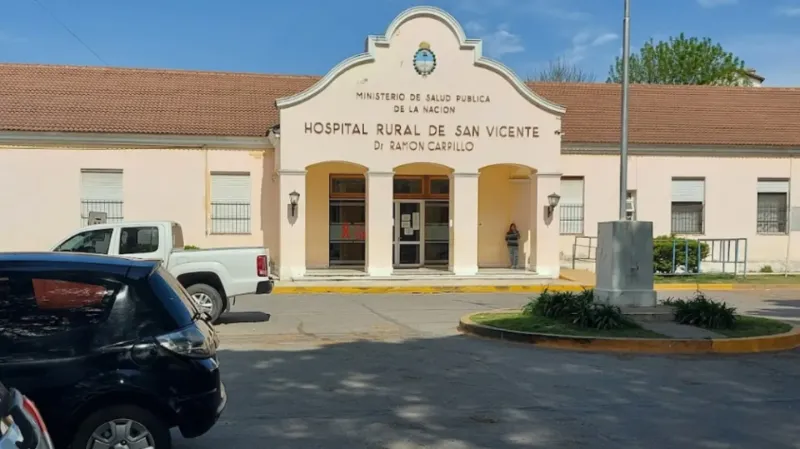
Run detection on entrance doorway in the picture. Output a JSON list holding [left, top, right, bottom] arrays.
[[393, 200, 423, 267], [390, 173, 451, 268], [327, 173, 451, 269], [329, 199, 366, 266], [328, 175, 367, 267], [393, 199, 450, 267]]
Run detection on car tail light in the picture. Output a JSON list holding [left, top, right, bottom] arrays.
[[257, 255, 268, 277], [156, 324, 216, 358], [22, 397, 49, 441], [7, 393, 54, 449]]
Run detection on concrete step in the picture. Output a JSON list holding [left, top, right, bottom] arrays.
[[287, 274, 552, 282], [273, 278, 581, 288], [623, 305, 675, 322], [288, 269, 550, 282]]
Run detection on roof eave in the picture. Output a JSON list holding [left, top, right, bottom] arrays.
[[0, 131, 273, 150]]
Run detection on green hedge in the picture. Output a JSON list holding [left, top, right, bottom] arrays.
[[653, 235, 709, 274]]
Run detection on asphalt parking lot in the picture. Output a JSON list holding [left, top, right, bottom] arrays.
[[178, 291, 800, 448]]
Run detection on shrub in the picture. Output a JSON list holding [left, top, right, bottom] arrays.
[[184, 245, 201, 250], [665, 292, 737, 329], [759, 265, 774, 273], [653, 235, 710, 274], [523, 289, 591, 318], [523, 289, 633, 330]]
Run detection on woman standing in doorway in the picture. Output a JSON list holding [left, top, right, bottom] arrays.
[[505, 223, 520, 269]]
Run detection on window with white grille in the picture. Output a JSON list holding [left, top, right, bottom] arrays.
[[80, 169, 123, 225], [210, 172, 251, 234], [559, 177, 584, 235], [671, 178, 705, 234], [757, 179, 789, 234]]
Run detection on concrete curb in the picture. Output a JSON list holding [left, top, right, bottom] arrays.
[[458, 310, 800, 354], [656, 283, 800, 291], [558, 271, 800, 291], [272, 284, 589, 294], [272, 283, 800, 294]]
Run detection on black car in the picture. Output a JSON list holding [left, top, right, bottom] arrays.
[[0, 252, 227, 449]]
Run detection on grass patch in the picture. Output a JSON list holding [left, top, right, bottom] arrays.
[[655, 274, 800, 284], [714, 316, 793, 338], [470, 311, 666, 338]]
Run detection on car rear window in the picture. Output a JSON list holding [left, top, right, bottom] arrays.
[[0, 273, 122, 358], [147, 267, 197, 328], [31, 279, 110, 309], [172, 223, 185, 249]]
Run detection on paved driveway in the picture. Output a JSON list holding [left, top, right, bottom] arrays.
[[216, 290, 800, 344], [177, 291, 800, 449]]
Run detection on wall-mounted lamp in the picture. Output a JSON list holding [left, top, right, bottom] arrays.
[[289, 190, 300, 217], [546, 192, 561, 218]]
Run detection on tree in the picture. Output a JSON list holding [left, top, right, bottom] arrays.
[[534, 58, 596, 83], [606, 33, 749, 85]]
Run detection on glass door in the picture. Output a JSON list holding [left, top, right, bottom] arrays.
[[424, 201, 449, 265], [394, 200, 423, 267], [329, 199, 366, 266]]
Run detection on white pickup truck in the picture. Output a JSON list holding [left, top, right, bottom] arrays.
[[51, 220, 273, 322]]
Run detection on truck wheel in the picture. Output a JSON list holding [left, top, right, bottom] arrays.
[[186, 283, 224, 323]]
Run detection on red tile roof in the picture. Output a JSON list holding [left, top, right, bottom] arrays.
[[1, 63, 799, 148], [0, 64, 314, 137]]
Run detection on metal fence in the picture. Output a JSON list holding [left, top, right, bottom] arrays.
[[560, 204, 584, 235], [671, 203, 704, 234], [756, 204, 788, 234], [655, 238, 748, 276], [81, 200, 124, 224], [571, 236, 597, 269], [211, 202, 251, 234], [698, 238, 748, 275], [568, 235, 748, 276]]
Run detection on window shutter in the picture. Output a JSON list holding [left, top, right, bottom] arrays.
[[560, 178, 584, 205], [757, 179, 789, 193], [671, 179, 705, 203], [211, 173, 251, 203], [81, 170, 123, 201]]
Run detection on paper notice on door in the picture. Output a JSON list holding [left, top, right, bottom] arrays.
[[403, 227, 413, 235], [401, 214, 411, 221], [412, 212, 420, 230]]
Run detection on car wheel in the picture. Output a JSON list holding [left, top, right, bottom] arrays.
[[186, 283, 224, 322], [71, 404, 171, 449]]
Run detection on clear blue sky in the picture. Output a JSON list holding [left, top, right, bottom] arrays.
[[1, 0, 798, 85]]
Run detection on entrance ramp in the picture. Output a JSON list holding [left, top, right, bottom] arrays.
[[559, 268, 596, 285]]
